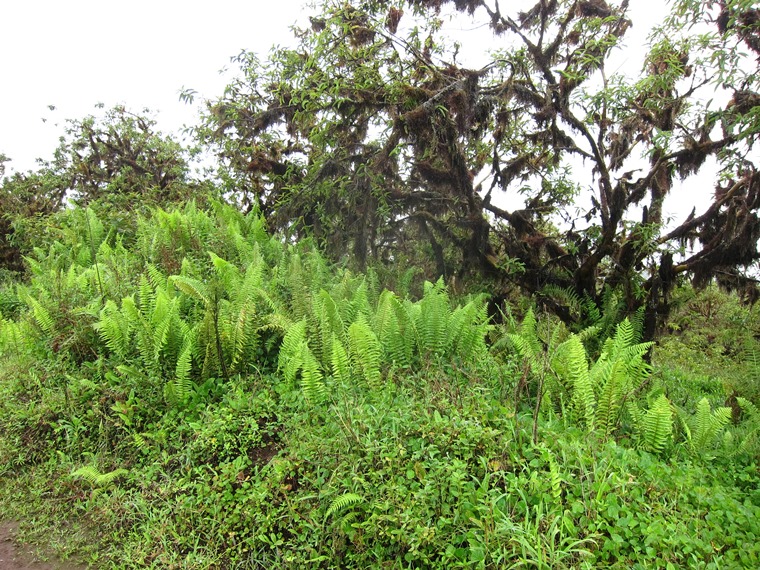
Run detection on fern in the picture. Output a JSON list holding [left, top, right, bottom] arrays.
[[590, 319, 653, 435], [169, 275, 210, 306], [507, 308, 543, 373], [95, 299, 133, 359], [300, 344, 327, 404], [325, 493, 364, 520], [637, 394, 673, 454], [417, 279, 451, 357], [541, 284, 583, 320], [167, 332, 195, 404], [330, 336, 352, 384], [683, 398, 733, 456], [137, 274, 156, 317], [593, 359, 626, 435], [732, 397, 760, 456], [334, 277, 372, 326], [146, 263, 169, 292], [448, 294, 490, 363], [0, 317, 35, 358], [286, 253, 312, 320], [227, 299, 259, 370], [737, 397, 759, 419], [132, 433, 151, 454], [277, 319, 327, 402], [562, 335, 595, 430], [313, 289, 346, 365], [374, 290, 411, 367], [71, 465, 128, 490], [151, 293, 175, 365], [26, 295, 55, 339], [279, 319, 308, 384], [348, 316, 382, 389]]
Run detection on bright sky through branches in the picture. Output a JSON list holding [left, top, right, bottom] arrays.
[[1, 1, 668, 174], [4, 0, 712, 228]]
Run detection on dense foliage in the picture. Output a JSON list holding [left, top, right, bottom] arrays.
[[1, 0, 759, 568], [0, 107, 206, 276], [197, 0, 760, 337], [0, 202, 758, 568]]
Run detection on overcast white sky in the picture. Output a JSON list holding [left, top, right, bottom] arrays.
[[0, 0, 307, 173], [4, 0, 705, 223]]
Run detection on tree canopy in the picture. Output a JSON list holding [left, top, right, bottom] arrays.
[[2, 1, 759, 337], [196, 0, 760, 335], [0, 106, 204, 273]]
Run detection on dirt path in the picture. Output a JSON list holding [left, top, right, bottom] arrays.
[[0, 522, 88, 570]]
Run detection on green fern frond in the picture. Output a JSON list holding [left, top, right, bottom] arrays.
[[132, 433, 151, 454], [561, 335, 595, 430], [286, 253, 312, 320], [170, 275, 211, 307], [313, 289, 345, 364], [95, 299, 132, 359], [0, 318, 34, 357], [374, 291, 412, 367], [169, 334, 195, 404], [120, 295, 141, 328], [541, 284, 582, 319], [341, 280, 372, 325], [736, 397, 759, 419], [513, 308, 543, 366], [594, 359, 627, 435], [279, 320, 308, 384], [448, 294, 490, 362], [628, 307, 646, 341], [85, 207, 106, 250], [417, 278, 451, 357], [138, 274, 156, 316], [637, 394, 673, 454], [627, 400, 643, 433], [279, 320, 307, 364], [330, 336, 352, 384], [237, 254, 267, 305], [26, 296, 55, 338], [581, 295, 602, 325], [610, 318, 636, 355], [71, 465, 128, 488], [325, 493, 364, 520], [509, 330, 543, 373], [300, 344, 327, 404], [209, 252, 241, 291], [146, 263, 169, 291], [151, 306, 174, 365], [348, 316, 382, 389], [228, 300, 259, 370], [688, 398, 732, 454]]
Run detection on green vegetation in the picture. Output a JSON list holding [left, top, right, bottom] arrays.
[[0, 202, 758, 568], [1, 0, 760, 567]]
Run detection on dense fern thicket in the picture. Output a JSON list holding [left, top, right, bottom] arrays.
[[0, 202, 759, 568]]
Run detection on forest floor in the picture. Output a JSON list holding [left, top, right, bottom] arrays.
[[0, 522, 87, 570]]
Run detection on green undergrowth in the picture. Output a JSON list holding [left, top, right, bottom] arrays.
[[1, 201, 758, 568], [654, 284, 760, 407]]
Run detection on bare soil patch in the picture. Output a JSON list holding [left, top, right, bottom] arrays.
[[0, 522, 88, 570]]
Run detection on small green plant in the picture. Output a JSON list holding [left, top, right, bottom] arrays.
[[71, 464, 128, 499]]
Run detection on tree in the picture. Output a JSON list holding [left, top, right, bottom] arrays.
[[0, 106, 203, 273], [199, 0, 760, 336]]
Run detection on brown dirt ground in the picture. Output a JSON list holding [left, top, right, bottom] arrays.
[[0, 522, 88, 570]]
